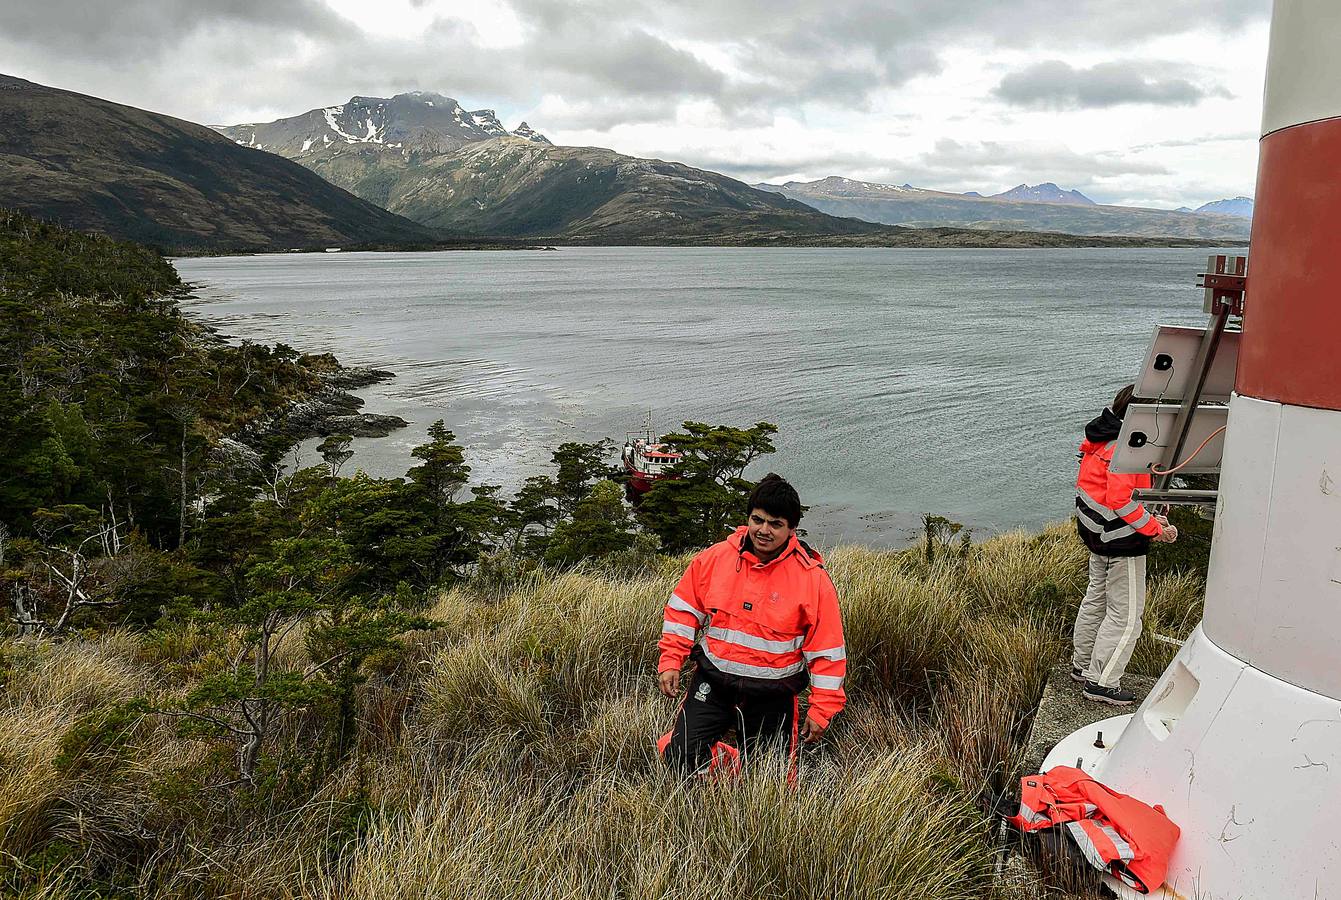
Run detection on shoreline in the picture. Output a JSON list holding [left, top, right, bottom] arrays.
[[184, 311, 412, 455], [169, 236, 1247, 259]]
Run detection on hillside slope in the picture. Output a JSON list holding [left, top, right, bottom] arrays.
[[0, 75, 433, 252], [387, 138, 897, 241], [759, 177, 1252, 241]]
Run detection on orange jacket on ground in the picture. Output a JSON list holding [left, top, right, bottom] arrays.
[[1009, 765, 1180, 894], [657, 526, 846, 727], [1075, 408, 1164, 557]]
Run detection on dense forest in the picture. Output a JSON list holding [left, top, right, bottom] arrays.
[[0, 212, 1208, 899]]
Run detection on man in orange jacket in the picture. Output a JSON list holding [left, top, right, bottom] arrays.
[[657, 473, 846, 775], [1073, 384, 1179, 706]]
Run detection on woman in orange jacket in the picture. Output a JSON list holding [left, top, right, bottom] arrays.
[[1073, 384, 1179, 706], [656, 474, 846, 775]]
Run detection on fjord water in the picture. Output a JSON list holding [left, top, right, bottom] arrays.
[[176, 247, 1232, 547]]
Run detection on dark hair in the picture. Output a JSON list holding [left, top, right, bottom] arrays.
[[1111, 384, 1136, 419], [747, 473, 801, 528]]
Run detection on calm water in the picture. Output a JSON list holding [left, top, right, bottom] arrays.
[[175, 246, 1239, 547]]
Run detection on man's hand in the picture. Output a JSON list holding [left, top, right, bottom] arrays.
[[1156, 524, 1179, 543], [801, 714, 828, 743], [658, 670, 680, 698]]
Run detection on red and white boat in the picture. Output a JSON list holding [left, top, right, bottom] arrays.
[[622, 434, 682, 494]]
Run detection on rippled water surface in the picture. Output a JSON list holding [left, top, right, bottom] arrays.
[[175, 246, 1236, 547]]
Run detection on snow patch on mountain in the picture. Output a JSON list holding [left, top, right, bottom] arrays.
[[469, 109, 508, 136], [323, 106, 361, 143]]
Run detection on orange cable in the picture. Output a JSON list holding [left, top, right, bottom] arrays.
[[1150, 425, 1228, 476]]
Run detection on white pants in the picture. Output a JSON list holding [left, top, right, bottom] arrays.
[[1071, 552, 1146, 688]]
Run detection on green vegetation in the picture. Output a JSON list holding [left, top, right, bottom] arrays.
[[0, 212, 1207, 899]]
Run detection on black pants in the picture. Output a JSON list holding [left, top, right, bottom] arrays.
[[662, 667, 798, 776]]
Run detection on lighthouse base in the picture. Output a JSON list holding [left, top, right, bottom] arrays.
[[1050, 624, 1341, 899]]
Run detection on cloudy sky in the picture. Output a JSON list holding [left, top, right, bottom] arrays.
[[1, 0, 1271, 207]]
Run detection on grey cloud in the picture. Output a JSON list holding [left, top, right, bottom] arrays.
[[1130, 130, 1258, 151], [501, 0, 1265, 117], [535, 29, 724, 98], [0, 0, 349, 60], [0, 0, 1271, 130], [642, 139, 1172, 199], [995, 60, 1232, 109], [922, 138, 1170, 180], [535, 97, 682, 132]]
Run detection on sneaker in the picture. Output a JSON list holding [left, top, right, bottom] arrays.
[[1069, 667, 1086, 683], [1083, 681, 1136, 706]]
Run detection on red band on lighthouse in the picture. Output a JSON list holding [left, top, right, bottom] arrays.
[[1237, 116, 1341, 411]]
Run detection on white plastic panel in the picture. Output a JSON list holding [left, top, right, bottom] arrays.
[[1204, 396, 1341, 699], [1110, 403, 1228, 475], [1134, 325, 1240, 403], [1245, 402, 1341, 697], [1202, 395, 1279, 667]]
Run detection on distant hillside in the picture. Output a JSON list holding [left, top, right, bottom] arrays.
[[991, 182, 1095, 205], [757, 176, 1251, 241], [0, 75, 433, 252], [1195, 196, 1254, 218]]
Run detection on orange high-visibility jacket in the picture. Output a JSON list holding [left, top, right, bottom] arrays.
[[658, 526, 847, 727], [1075, 409, 1164, 557], [1009, 766, 1180, 894]]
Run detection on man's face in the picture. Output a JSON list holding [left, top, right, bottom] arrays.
[[747, 508, 794, 556]]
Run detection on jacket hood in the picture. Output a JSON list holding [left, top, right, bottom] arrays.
[[728, 525, 823, 569], [1081, 407, 1123, 452]]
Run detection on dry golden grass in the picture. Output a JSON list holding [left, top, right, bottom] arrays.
[[0, 524, 1205, 899]]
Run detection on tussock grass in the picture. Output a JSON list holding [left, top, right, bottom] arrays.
[[320, 750, 992, 900], [1, 524, 1205, 899]]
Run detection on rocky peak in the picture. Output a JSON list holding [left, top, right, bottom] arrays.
[[512, 121, 552, 144], [991, 182, 1095, 205], [216, 91, 541, 158]]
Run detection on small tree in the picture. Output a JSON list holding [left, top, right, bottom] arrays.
[[317, 434, 355, 479], [176, 535, 347, 781], [305, 584, 434, 768], [506, 475, 560, 553], [544, 480, 636, 566], [551, 440, 620, 517], [638, 421, 777, 552]]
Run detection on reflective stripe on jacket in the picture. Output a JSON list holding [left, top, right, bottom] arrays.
[[1008, 766, 1180, 894], [1075, 434, 1163, 558], [658, 526, 847, 727]]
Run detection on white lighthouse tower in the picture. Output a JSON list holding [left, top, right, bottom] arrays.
[[1051, 2, 1341, 896]]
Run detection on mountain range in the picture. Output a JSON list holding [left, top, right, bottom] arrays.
[[214, 92, 1235, 247], [0, 75, 431, 252], [756, 177, 1252, 241], [215, 91, 916, 244], [0, 74, 1243, 251]]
